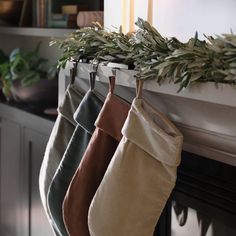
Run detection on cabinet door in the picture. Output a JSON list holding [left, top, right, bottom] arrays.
[[23, 127, 54, 236], [0, 118, 27, 236]]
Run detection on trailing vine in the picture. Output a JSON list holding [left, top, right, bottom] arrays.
[[50, 18, 236, 91]]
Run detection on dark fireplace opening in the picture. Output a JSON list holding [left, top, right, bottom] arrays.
[[154, 151, 236, 236]]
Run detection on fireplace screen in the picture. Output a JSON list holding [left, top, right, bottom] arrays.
[[154, 152, 236, 236], [171, 199, 236, 236]]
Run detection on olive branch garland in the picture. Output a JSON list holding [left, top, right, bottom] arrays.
[[50, 18, 236, 91]]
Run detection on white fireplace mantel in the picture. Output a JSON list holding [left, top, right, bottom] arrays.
[[59, 63, 236, 167]]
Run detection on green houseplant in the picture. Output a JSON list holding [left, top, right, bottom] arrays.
[[0, 49, 10, 97], [0, 43, 58, 105]]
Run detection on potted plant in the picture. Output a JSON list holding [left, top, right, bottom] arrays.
[[0, 43, 58, 107], [0, 49, 9, 98]]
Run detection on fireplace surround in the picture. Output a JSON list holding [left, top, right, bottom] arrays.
[[59, 63, 236, 236], [154, 151, 236, 236]]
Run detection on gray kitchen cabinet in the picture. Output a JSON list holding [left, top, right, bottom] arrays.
[[23, 128, 53, 236], [0, 103, 55, 236], [0, 118, 23, 236]]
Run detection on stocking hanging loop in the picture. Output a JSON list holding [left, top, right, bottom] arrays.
[[89, 63, 99, 90], [70, 60, 78, 85], [136, 79, 144, 99], [109, 76, 116, 94], [89, 72, 96, 90]]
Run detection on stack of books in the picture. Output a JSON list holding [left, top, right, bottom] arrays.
[[47, 3, 88, 28], [33, 0, 88, 28]]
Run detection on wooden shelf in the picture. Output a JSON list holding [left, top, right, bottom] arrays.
[[0, 27, 75, 37], [65, 62, 236, 108]]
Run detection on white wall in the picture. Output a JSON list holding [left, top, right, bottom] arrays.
[[104, 0, 122, 31], [104, 0, 152, 32], [105, 0, 236, 41], [155, 0, 236, 42]]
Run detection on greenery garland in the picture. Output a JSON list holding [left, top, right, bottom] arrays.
[[51, 18, 236, 91]]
